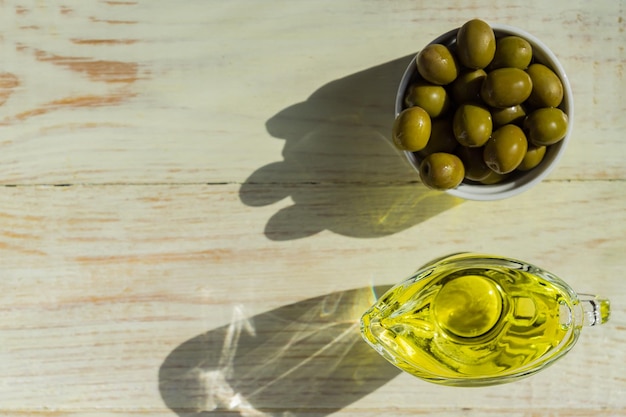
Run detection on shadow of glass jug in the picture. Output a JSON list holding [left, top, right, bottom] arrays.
[[159, 285, 400, 417]]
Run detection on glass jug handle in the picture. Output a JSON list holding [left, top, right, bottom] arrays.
[[578, 294, 610, 326]]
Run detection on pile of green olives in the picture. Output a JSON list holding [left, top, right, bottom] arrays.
[[392, 19, 568, 191]]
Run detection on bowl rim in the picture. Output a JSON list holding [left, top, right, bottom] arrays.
[[396, 23, 574, 201]]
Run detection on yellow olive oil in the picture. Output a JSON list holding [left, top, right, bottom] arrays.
[[360, 253, 605, 386]]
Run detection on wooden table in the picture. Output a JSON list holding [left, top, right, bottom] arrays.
[[2, 1, 624, 416]]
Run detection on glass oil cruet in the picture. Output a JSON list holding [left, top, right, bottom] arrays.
[[360, 253, 610, 387]]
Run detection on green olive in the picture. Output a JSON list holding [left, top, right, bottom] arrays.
[[392, 106, 432, 151], [524, 107, 568, 146], [417, 117, 457, 158], [419, 152, 465, 190], [489, 36, 533, 70], [456, 145, 491, 181], [456, 19, 496, 69], [416, 44, 460, 85], [483, 124, 528, 174], [404, 81, 452, 118], [518, 144, 547, 171], [491, 104, 526, 128], [450, 69, 486, 104], [526, 63, 564, 108], [480, 67, 533, 108], [453, 104, 492, 147], [480, 170, 508, 185]]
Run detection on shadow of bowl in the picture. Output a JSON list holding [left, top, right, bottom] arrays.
[[239, 56, 463, 240]]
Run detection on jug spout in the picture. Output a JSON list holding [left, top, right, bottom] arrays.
[[578, 294, 610, 327]]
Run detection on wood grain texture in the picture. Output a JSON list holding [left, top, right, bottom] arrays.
[[0, 1, 624, 417]]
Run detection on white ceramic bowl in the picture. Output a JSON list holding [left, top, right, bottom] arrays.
[[396, 24, 574, 201]]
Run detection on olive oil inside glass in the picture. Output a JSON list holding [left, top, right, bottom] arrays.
[[360, 254, 607, 386]]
